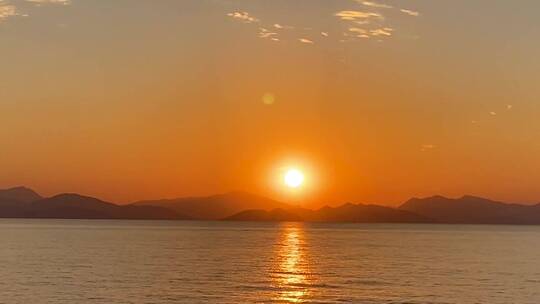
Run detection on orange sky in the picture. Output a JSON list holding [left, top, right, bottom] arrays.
[[1, 0, 540, 206]]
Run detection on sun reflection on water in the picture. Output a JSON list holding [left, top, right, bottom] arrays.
[[271, 223, 313, 303]]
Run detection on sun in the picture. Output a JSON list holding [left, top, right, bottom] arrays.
[[284, 169, 304, 188]]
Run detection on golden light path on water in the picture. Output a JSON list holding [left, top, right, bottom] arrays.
[[271, 223, 314, 303]]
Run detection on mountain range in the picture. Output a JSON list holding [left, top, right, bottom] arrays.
[[1, 186, 540, 224], [133, 191, 288, 220], [0, 187, 184, 220]]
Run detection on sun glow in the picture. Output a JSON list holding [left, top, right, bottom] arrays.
[[284, 169, 304, 188]]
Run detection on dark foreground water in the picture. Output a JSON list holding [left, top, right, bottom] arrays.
[[0, 220, 539, 304]]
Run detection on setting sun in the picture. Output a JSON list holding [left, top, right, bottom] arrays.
[[284, 169, 305, 188], [1, 1, 540, 303]]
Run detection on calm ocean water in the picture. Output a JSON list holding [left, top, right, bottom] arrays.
[[0, 220, 539, 304]]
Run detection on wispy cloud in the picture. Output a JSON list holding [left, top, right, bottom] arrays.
[[26, 0, 70, 4], [472, 105, 514, 126], [299, 38, 314, 44], [258, 27, 278, 40], [224, 1, 420, 46], [400, 9, 420, 17], [335, 0, 422, 43], [359, 1, 393, 9], [421, 144, 436, 151], [0, 0, 70, 22], [227, 11, 259, 23], [348, 27, 369, 38], [370, 27, 393, 36], [349, 27, 367, 34], [273, 23, 293, 30], [0, 2, 17, 21], [348, 26, 394, 38], [335, 10, 383, 22], [227, 11, 289, 42]]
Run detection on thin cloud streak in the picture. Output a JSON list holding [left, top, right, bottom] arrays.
[[26, 0, 70, 4], [273, 23, 293, 30], [299, 38, 314, 44], [227, 11, 259, 23], [335, 10, 383, 21], [400, 9, 420, 17], [370, 27, 393, 36], [258, 27, 278, 40], [360, 1, 393, 9]]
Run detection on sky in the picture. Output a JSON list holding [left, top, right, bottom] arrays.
[[1, 0, 540, 206]]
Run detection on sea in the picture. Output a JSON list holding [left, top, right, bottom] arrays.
[[1, 220, 539, 303]]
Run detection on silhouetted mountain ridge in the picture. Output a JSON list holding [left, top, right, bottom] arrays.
[[2, 187, 540, 224], [0, 186, 42, 203], [225, 208, 303, 222], [399, 195, 540, 224], [134, 191, 289, 220], [0, 189, 187, 220], [225, 203, 433, 223]]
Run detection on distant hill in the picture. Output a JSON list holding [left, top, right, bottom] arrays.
[[0, 186, 42, 203], [399, 195, 540, 224], [308, 203, 433, 223], [0, 190, 188, 220], [3, 186, 540, 224], [225, 203, 433, 223], [133, 191, 289, 220], [225, 208, 303, 222]]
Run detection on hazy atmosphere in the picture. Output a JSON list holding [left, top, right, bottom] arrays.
[[2, 0, 540, 206]]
